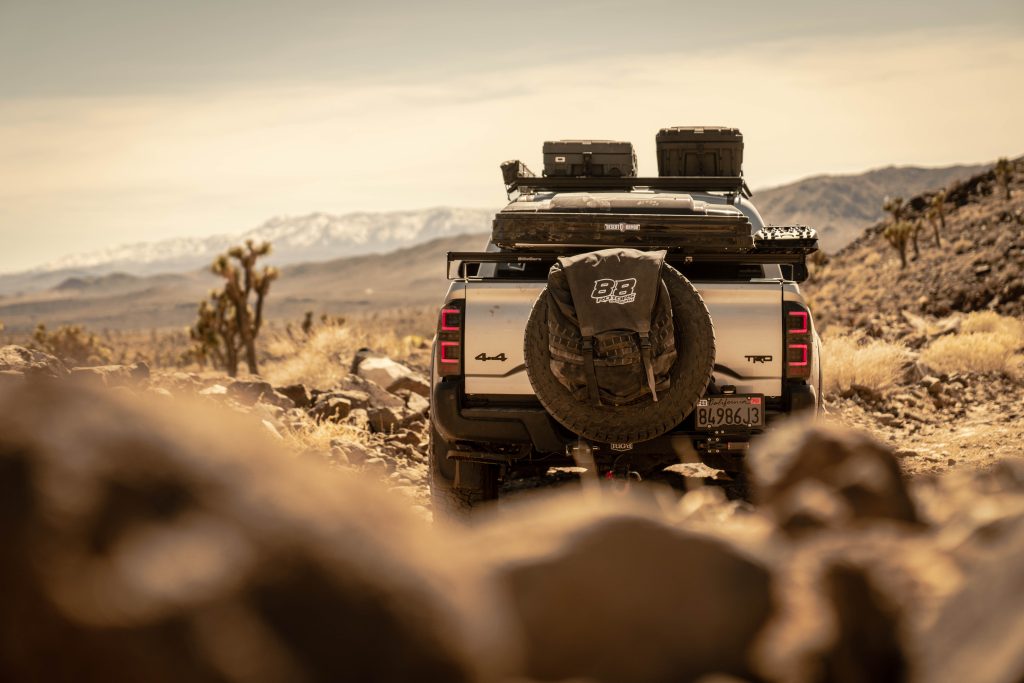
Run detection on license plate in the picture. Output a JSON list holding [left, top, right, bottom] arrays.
[[695, 395, 764, 430]]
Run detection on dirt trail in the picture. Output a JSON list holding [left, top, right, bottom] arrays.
[[826, 390, 1024, 478]]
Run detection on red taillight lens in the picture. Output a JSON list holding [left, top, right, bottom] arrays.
[[440, 308, 461, 331], [784, 303, 812, 380], [437, 300, 463, 377]]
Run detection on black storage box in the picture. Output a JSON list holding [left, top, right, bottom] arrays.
[[543, 140, 637, 178], [656, 127, 743, 177]]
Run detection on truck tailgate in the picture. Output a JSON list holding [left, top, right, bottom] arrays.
[[463, 281, 783, 397]]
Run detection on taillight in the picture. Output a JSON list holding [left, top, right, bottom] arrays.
[[437, 300, 464, 377], [784, 302, 812, 380]]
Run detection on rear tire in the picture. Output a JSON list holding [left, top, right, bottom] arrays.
[[428, 425, 499, 522]]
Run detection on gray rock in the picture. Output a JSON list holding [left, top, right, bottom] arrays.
[[405, 392, 430, 416], [70, 364, 148, 388], [368, 406, 408, 433], [309, 396, 352, 422], [344, 408, 370, 430], [198, 383, 229, 397], [392, 429, 422, 446], [226, 379, 275, 406], [357, 356, 430, 397], [332, 374, 404, 410], [331, 440, 372, 466], [276, 383, 312, 409], [363, 457, 390, 476], [0, 345, 67, 378]]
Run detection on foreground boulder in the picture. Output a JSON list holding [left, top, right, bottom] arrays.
[[0, 379, 501, 683], [748, 420, 920, 534], [470, 499, 774, 683]]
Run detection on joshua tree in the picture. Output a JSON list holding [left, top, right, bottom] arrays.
[[882, 195, 905, 223], [909, 219, 923, 259], [881, 196, 913, 268], [806, 249, 829, 281], [995, 157, 1012, 201], [190, 240, 278, 377], [928, 190, 947, 246], [883, 220, 913, 269]]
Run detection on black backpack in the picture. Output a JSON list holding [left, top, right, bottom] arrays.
[[544, 248, 677, 406]]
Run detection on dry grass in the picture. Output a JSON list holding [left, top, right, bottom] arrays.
[[261, 306, 436, 388], [821, 329, 911, 395], [286, 417, 382, 454], [959, 310, 1024, 338], [921, 312, 1024, 377]]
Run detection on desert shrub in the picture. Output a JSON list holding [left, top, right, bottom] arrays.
[[30, 323, 113, 367], [822, 330, 911, 396], [921, 312, 1023, 376], [261, 306, 434, 388], [862, 251, 882, 268]]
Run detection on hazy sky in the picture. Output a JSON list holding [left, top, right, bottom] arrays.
[[1, 0, 1022, 272]]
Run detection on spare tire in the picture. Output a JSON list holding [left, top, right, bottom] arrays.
[[524, 263, 715, 444]]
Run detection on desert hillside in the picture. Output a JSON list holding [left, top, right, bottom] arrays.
[[755, 163, 986, 252], [806, 158, 1024, 328]]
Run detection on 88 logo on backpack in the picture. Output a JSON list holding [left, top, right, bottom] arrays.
[[591, 278, 637, 304]]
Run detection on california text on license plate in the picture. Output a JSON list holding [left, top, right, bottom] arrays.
[[695, 395, 765, 430]]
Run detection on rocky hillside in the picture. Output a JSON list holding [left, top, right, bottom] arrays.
[[755, 163, 986, 253], [806, 158, 1024, 330]]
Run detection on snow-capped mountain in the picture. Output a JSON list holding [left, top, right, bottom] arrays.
[[30, 207, 495, 276]]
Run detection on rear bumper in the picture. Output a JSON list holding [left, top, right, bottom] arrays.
[[432, 379, 812, 465], [432, 378, 566, 453]]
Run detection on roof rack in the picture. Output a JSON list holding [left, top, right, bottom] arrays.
[[505, 175, 752, 199], [447, 249, 807, 280]]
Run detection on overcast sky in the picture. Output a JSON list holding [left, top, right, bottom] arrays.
[[1, 0, 1022, 272]]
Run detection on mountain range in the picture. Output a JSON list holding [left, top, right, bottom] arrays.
[[0, 207, 495, 296], [0, 161, 996, 330]]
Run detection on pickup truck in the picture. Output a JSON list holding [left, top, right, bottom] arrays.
[[429, 137, 821, 518]]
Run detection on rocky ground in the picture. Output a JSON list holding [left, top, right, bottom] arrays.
[[0, 343, 438, 512], [824, 370, 1024, 477], [1, 364, 1022, 683]]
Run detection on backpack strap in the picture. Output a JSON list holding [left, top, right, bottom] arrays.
[[638, 332, 658, 402], [580, 337, 602, 406]]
